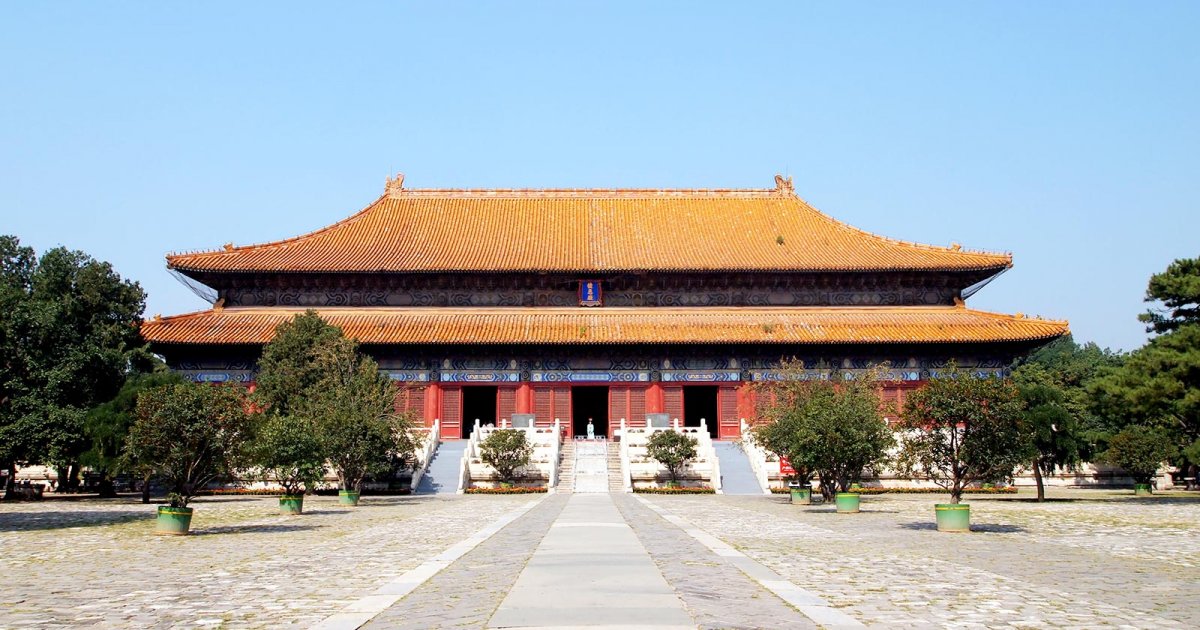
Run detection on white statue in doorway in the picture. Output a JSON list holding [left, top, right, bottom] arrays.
[[586, 418, 595, 440]]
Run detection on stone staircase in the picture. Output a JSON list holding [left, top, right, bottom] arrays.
[[555, 439, 576, 494], [607, 442, 626, 492], [415, 440, 468, 495], [713, 441, 764, 495], [572, 441, 609, 492]]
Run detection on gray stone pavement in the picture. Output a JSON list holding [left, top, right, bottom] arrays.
[[488, 494, 693, 628], [640, 488, 1200, 628], [362, 494, 568, 629], [614, 494, 817, 629], [4, 488, 1197, 629], [0, 494, 532, 628]]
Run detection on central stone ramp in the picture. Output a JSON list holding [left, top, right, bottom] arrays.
[[487, 493, 694, 629], [572, 440, 609, 493], [712, 441, 765, 495]]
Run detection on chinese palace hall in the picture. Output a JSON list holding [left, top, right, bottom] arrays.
[[142, 174, 1068, 441]]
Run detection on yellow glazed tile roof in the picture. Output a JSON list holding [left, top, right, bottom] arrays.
[[167, 176, 1012, 274], [141, 306, 1067, 346]]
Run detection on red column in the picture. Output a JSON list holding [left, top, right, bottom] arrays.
[[515, 383, 533, 414], [736, 382, 756, 425], [646, 383, 664, 414], [424, 382, 441, 428]]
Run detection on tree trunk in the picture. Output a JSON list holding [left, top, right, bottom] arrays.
[[3, 462, 16, 500], [97, 472, 117, 499], [1033, 460, 1045, 502], [140, 473, 151, 504]]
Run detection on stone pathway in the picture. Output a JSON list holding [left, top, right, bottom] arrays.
[[3, 488, 1197, 629]]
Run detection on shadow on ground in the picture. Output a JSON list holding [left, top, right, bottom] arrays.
[[899, 521, 1026, 533], [0, 510, 152, 532], [191, 523, 322, 536]]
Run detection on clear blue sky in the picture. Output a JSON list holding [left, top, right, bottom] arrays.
[[2, 2, 1197, 352]]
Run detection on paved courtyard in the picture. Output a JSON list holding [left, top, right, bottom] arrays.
[[1, 488, 1196, 629]]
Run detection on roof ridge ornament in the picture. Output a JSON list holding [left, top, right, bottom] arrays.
[[774, 174, 794, 195], [385, 172, 405, 197]]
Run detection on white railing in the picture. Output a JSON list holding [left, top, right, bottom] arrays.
[[549, 418, 561, 490], [621, 418, 721, 489], [619, 418, 632, 492], [464, 419, 561, 489], [740, 418, 772, 494], [408, 419, 440, 492]]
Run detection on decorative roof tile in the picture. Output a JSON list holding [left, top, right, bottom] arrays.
[[141, 306, 1067, 347], [166, 176, 1012, 274]]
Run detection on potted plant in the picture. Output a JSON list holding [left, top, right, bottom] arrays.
[[479, 428, 533, 488], [1101, 426, 1177, 496], [646, 430, 698, 489], [751, 415, 817, 505], [255, 413, 326, 514], [123, 382, 255, 535], [303, 336, 417, 506], [753, 362, 894, 510], [895, 366, 1025, 532]]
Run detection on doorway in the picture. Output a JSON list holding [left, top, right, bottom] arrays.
[[684, 386, 719, 439], [571, 386, 609, 438], [461, 386, 498, 438]]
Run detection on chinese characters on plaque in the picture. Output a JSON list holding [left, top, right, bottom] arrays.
[[579, 280, 602, 306]]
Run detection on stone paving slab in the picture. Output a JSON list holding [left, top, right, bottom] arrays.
[[362, 494, 570, 629], [614, 493, 817, 630], [489, 494, 693, 628], [641, 489, 1200, 629], [0, 494, 532, 628]]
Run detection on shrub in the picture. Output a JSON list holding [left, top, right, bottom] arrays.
[[479, 429, 533, 484], [1102, 426, 1177, 485], [255, 414, 326, 496], [895, 367, 1026, 504], [646, 430, 698, 484], [123, 382, 256, 508]]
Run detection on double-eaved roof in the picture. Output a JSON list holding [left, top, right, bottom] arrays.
[[167, 175, 1012, 276], [147, 175, 1064, 349], [142, 306, 1067, 347]]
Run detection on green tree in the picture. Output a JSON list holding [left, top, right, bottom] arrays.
[[1101, 426, 1177, 488], [1016, 334, 1124, 460], [1089, 319, 1200, 479], [1013, 364, 1083, 501], [753, 363, 893, 499], [1139, 256, 1200, 334], [82, 370, 184, 498], [124, 382, 256, 508], [646, 430, 698, 485], [478, 429, 533, 485], [0, 236, 145, 498], [255, 414, 326, 496], [254, 310, 344, 416], [301, 336, 416, 493], [896, 368, 1026, 504]]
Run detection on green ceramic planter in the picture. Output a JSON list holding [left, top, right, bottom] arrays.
[[279, 495, 304, 515], [155, 506, 194, 535], [339, 490, 361, 506], [1134, 483, 1152, 496], [790, 488, 812, 505], [835, 493, 860, 513], [935, 503, 971, 532]]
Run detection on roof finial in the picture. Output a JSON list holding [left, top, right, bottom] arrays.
[[385, 172, 405, 197], [773, 173, 794, 195]]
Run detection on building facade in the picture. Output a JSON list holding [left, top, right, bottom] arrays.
[[143, 174, 1067, 440]]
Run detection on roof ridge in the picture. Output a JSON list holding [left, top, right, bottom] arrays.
[[788, 192, 1012, 262], [166, 193, 390, 261]]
